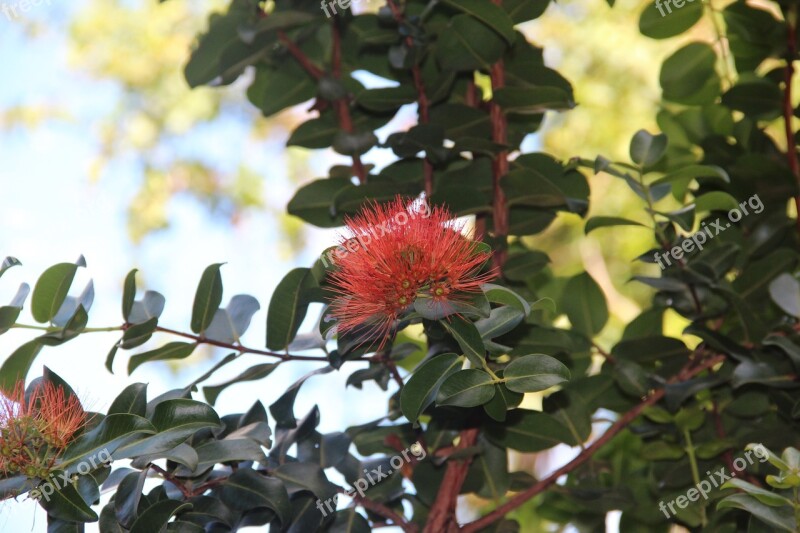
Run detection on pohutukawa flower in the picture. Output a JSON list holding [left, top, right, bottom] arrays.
[[0, 380, 87, 481], [327, 196, 494, 347]]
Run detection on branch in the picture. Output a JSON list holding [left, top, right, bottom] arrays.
[[460, 353, 726, 533], [278, 26, 366, 184], [149, 463, 192, 499], [425, 427, 480, 533], [387, 0, 433, 197], [332, 19, 368, 184], [783, 5, 800, 235], [488, 0, 509, 269], [149, 325, 330, 362]]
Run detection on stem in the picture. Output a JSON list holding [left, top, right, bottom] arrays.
[[149, 463, 192, 499], [783, 4, 800, 236], [152, 326, 330, 362], [461, 353, 726, 532], [489, 59, 509, 270], [683, 428, 707, 526], [704, 0, 734, 87], [331, 19, 367, 184], [387, 0, 433, 197], [425, 427, 480, 533], [12, 324, 122, 333]]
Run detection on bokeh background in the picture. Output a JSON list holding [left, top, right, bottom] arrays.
[[0, 0, 722, 530]]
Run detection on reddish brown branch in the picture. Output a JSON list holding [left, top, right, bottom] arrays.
[[149, 463, 193, 499], [278, 26, 366, 184], [425, 428, 480, 532], [387, 0, 433, 196], [460, 353, 726, 533], [277, 31, 324, 80], [783, 7, 800, 235], [488, 3, 509, 268], [332, 20, 368, 184]]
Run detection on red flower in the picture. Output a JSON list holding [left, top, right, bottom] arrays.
[[327, 196, 494, 347], [0, 380, 86, 479]]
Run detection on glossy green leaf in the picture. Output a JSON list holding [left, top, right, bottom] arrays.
[[436, 369, 496, 407], [503, 354, 570, 393], [440, 316, 487, 367], [562, 272, 608, 337], [400, 353, 463, 422], [128, 342, 197, 374], [130, 500, 192, 533], [191, 263, 224, 334], [266, 268, 316, 351], [585, 216, 647, 234], [31, 263, 79, 324]]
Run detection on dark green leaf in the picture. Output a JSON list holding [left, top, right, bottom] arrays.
[[191, 264, 224, 334]]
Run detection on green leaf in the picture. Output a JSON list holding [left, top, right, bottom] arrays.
[[288, 178, 351, 227], [191, 264, 224, 334], [114, 399, 223, 459], [0, 340, 43, 391], [193, 438, 267, 471], [60, 414, 157, 473], [585, 216, 647, 235], [247, 64, 316, 117], [502, 251, 550, 281], [130, 500, 192, 533], [493, 86, 573, 114], [563, 272, 608, 337], [440, 316, 487, 367], [660, 42, 721, 105], [651, 164, 730, 186], [120, 317, 159, 350], [639, 0, 703, 39], [31, 263, 79, 324], [721, 478, 794, 507], [122, 269, 138, 321], [436, 369, 496, 407], [769, 273, 800, 318], [441, 0, 516, 44], [203, 363, 280, 406], [128, 342, 198, 374], [629, 129, 667, 167], [0, 257, 21, 279], [39, 480, 98, 523], [266, 268, 317, 351], [475, 306, 525, 339], [474, 437, 510, 500], [400, 353, 463, 422], [220, 469, 290, 524], [108, 383, 148, 417], [270, 366, 334, 428], [355, 86, 416, 113], [436, 14, 507, 71], [717, 493, 796, 531], [486, 409, 574, 451], [722, 79, 783, 120], [482, 283, 531, 315], [273, 462, 337, 500], [693, 191, 742, 212], [330, 508, 371, 533], [503, 354, 570, 393]]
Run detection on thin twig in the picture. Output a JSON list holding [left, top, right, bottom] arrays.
[[460, 353, 726, 532]]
